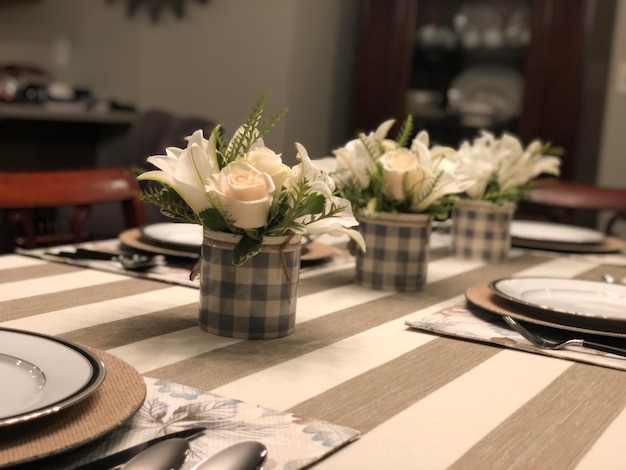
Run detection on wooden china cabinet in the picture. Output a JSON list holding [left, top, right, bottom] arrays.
[[351, 0, 617, 181]]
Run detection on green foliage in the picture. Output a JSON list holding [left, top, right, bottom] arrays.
[[140, 186, 199, 224], [219, 93, 288, 166], [395, 115, 413, 148], [233, 236, 263, 265], [198, 208, 229, 232]]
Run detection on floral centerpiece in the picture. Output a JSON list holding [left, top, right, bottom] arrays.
[[138, 96, 365, 266], [449, 130, 561, 204], [331, 116, 472, 291], [136, 96, 365, 339], [332, 116, 472, 219], [447, 130, 562, 262]]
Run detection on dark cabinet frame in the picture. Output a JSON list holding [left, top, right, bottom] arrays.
[[351, 0, 617, 181]]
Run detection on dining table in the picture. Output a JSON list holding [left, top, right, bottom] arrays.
[[1, 227, 626, 469]]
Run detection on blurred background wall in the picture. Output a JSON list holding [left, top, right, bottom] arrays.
[[0, 0, 624, 179], [0, 0, 359, 164]]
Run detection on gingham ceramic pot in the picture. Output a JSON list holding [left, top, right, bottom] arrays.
[[199, 230, 302, 339], [355, 212, 433, 292], [450, 200, 516, 262]]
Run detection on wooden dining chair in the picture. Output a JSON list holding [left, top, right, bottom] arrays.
[[517, 179, 626, 235], [0, 167, 146, 250]]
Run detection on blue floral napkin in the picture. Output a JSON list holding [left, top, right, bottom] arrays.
[[41, 377, 360, 469]]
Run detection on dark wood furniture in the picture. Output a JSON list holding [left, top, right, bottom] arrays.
[[518, 180, 626, 235], [0, 167, 146, 250], [351, 0, 617, 182], [0, 103, 136, 171]]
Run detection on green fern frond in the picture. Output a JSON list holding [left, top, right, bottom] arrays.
[[395, 115, 413, 148], [220, 93, 287, 165], [358, 133, 380, 160], [141, 186, 199, 224]]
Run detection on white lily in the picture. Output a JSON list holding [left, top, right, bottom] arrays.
[[138, 129, 220, 214], [333, 119, 396, 189]]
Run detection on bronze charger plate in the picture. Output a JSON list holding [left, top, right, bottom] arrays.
[[120, 228, 337, 263], [511, 235, 626, 253], [465, 283, 626, 338]]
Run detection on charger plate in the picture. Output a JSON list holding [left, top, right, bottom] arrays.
[[0, 328, 105, 427], [511, 235, 625, 253], [0, 348, 146, 467], [120, 228, 199, 259], [465, 283, 626, 337], [121, 227, 336, 264]]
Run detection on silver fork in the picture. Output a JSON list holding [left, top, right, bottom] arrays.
[[502, 316, 626, 358]]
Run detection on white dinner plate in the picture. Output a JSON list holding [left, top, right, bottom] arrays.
[[510, 220, 605, 244], [447, 65, 524, 120], [0, 328, 105, 426], [489, 277, 626, 324], [141, 223, 203, 250]]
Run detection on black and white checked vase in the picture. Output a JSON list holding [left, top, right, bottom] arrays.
[[355, 212, 433, 292], [451, 200, 516, 262], [199, 231, 302, 339]]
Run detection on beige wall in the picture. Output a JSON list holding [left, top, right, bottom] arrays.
[[0, 0, 358, 164], [598, 0, 626, 187], [0, 0, 623, 179], [598, 0, 626, 235]]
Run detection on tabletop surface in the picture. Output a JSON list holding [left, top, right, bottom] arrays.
[[2, 235, 626, 469]]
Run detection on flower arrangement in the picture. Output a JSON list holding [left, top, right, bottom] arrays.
[[449, 130, 561, 204], [138, 96, 365, 265], [332, 116, 473, 219]]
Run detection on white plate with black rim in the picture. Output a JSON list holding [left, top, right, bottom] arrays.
[[0, 328, 106, 427], [489, 277, 626, 332], [141, 223, 203, 250], [510, 220, 605, 244]]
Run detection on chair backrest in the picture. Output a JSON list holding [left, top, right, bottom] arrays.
[[519, 180, 626, 235], [0, 167, 146, 250]]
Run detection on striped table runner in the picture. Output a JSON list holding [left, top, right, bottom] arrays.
[[2, 244, 626, 469]]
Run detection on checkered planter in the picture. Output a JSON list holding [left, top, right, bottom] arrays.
[[355, 212, 433, 292], [199, 231, 302, 339], [451, 200, 516, 262]]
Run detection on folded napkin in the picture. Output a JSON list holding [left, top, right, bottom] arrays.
[[406, 303, 626, 371], [30, 377, 360, 469]]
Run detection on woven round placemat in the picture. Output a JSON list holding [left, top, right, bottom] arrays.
[[0, 348, 146, 467]]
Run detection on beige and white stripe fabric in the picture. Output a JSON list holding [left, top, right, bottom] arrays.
[[2, 241, 626, 469]]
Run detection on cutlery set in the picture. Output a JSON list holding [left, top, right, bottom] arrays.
[[47, 248, 169, 271], [73, 427, 267, 470], [485, 276, 626, 359], [502, 316, 626, 357]]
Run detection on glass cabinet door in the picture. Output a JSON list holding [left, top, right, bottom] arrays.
[[408, 0, 531, 145]]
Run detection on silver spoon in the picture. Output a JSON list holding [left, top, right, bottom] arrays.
[[191, 441, 268, 470], [121, 437, 190, 470], [602, 274, 616, 284]]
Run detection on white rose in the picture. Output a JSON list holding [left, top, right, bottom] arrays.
[[206, 161, 276, 229], [379, 148, 425, 201], [245, 146, 290, 194]]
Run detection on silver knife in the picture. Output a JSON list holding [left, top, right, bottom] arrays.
[[72, 427, 206, 470]]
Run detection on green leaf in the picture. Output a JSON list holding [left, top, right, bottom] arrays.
[[299, 193, 325, 216], [395, 115, 413, 148], [140, 185, 199, 224], [198, 208, 230, 232], [233, 236, 263, 266]]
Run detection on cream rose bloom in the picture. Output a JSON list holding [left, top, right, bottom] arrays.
[[206, 161, 276, 229], [245, 146, 290, 194], [379, 148, 425, 201]]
